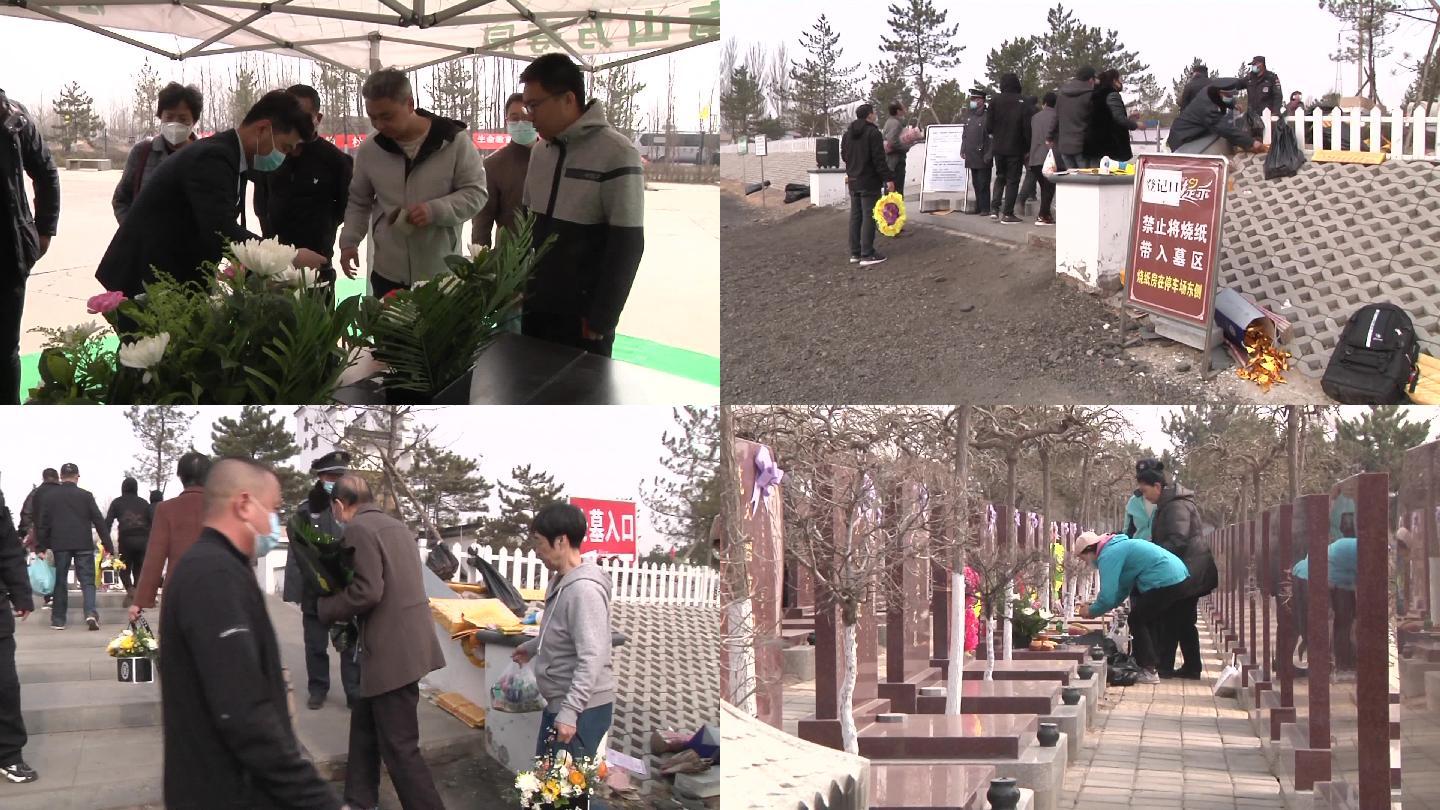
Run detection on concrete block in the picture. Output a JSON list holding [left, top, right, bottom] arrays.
[[1041, 705, 1085, 763], [784, 645, 816, 681]]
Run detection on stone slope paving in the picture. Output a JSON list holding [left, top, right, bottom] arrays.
[[607, 602, 720, 763]]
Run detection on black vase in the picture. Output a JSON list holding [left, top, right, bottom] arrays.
[[1037, 722, 1060, 747], [1062, 686, 1082, 705], [986, 777, 1022, 810], [1077, 664, 1095, 679], [1089, 645, 1106, 661]]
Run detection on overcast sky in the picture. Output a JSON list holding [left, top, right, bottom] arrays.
[[0, 16, 717, 132], [725, 0, 1436, 108], [0, 406, 700, 554], [1121, 405, 1440, 455]]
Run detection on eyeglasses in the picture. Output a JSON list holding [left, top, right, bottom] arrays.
[[522, 94, 558, 115]]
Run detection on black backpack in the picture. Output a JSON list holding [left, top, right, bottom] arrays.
[[1321, 303, 1419, 404]]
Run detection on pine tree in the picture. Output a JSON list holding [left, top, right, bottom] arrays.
[[426, 60, 475, 123], [1335, 406, 1433, 484], [788, 14, 860, 137], [598, 63, 647, 139], [720, 65, 764, 139], [929, 78, 967, 124], [132, 59, 164, 137], [230, 62, 260, 127], [870, 58, 915, 129], [126, 406, 195, 495], [1169, 58, 1217, 112], [1323, 0, 1398, 103], [410, 442, 493, 531], [487, 464, 566, 549], [1033, 4, 1149, 95], [985, 37, 1044, 98], [1130, 73, 1166, 120], [51, 82, 102, 154], [878, 0, 964, 125], [640, 407, 719, 567], [210, 406, 308, 506]]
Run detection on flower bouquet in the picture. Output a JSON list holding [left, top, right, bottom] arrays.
[[1010, 597, 1053, 648], [873, 191, 906, 237], [354, 211, 553, 403], [515, 738, 607, 809], [107, 617, 159, 684], [287, 517, 359, 653], [28, 238, 364, 405]]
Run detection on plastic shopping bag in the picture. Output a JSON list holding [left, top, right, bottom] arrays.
[[28, 555, 54, 596], [491, 659, 545, 713], [1042, 150, 1058, 176], [1212, 662, 1240, 696], [1263, 118, 1306, 180]]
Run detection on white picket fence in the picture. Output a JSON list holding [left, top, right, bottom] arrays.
[[454, 544, 719, 606], [1260, 104, 1440, 161]]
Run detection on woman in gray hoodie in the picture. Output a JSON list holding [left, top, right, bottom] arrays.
[[512, 503, 617, 760]]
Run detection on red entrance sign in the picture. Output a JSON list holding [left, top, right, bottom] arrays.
[[568, 498, 637, 559], [1124, 154, 1229, 327]]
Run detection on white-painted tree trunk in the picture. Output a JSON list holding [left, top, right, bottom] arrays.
[[723, 599, 758, 715], [1002, 584, 1014, 661], [945, 570, 966, 715], [840, 621, 859, 754], [984, 615, 996, 681]]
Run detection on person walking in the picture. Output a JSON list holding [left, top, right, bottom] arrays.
[[318, 475, 446, 810], [284, 450, 361, 710], [1074, 531, 1190, 685], [1168, 79, 1266, 156], [512, 503, 616, 761], [112, 82, 203, 223], [129, 452, 212, 624], [471, 93, 536, 249], [97, 91, 327, 299], [1053, 66, 1099, 169], [517, 53, 647, 356], [0, 87, 59, 405], [1245, 55, 1284, 135], [18, 468, 59, 549], [1085, 69, 1143, 164], [1179, 64, 1211, 112], [0, 491, 36, 784], [959, 89, 993, 216], [1138, 459, 1217, 679], [881, 101, 913, 204], [104, 477, 152, 606], [254, 84, 353, 307], [1019, 92, 1059, 226], [36, 463, 111, 631], [339, 69, 486, 301], [986, 74, 1029, 224], [158, 458, 344, 810], [1326, 533, 1358, 673], [840, 103, 894, 268]]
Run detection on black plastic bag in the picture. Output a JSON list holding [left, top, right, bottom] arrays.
[[1264, 118, 1306, 180], [473, 555, 528, 617], [783, 182, 810, 204], [1243, 109, 1264, 138], [426, 541, 460, 581]]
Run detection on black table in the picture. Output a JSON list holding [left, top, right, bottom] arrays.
[[335, 332, 717, 405]]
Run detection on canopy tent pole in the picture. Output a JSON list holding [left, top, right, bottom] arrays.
[[506, 0, 583, 64], [369, 33, 381, 73], [181, 3, 284, 58], [20, 4, 179, 60], [591, 34, 716, 71], [184, 3, 358, 73]]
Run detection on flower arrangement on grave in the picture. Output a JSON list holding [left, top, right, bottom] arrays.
[[514, 740, 606, 809], [1010, 597, 1054, 647], [873, 191, 906, 237], [963, 565, 981, 654], [355, 212, 552, 401], [28, 237, 364, 404]]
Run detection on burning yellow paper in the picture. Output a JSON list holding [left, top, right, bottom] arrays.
[[1236, 326, 1292, 392]]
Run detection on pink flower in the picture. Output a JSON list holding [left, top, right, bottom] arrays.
[[86, 291, 126, 315], [219, 265, 237, 280]]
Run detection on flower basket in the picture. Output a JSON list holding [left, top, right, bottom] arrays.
[[873, 192, 906, 237], [107, 617, 158, 684], [116, 655, 154, 684], [515, 735, 606, 810]]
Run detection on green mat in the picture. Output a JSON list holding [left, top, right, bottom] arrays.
[[20, 281, 718, 398]]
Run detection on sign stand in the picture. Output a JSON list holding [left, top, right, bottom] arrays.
[[754, 134, 769, 209], [919, 124, 968, 213]]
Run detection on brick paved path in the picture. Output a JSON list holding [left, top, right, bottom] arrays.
[[1059, 617, 1286, 810]]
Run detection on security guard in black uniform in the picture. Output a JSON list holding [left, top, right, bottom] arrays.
[[283, 450, 361, 710], [0, 491, 37, 783], [1245, 55, 1284, 137]]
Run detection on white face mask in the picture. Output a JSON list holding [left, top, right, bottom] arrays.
[[160, 121, 192, 146]]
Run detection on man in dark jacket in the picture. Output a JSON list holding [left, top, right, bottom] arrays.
[[104, 477, 152, 605], [1052, 66, 1098, 169], [473, 93, 536, 249], [18, 468, 59, 548], [159, 458, 342, 810], [1137, 459, 1217, 680], [1085, 69, 1143, 164], [320, 475, 446, 810], [284, 450, 361, 710], [515, 54, 642, 356], [254, 84, 353, 307], [1019, 92, 1059, 226], [1168, 79, 1265, 155], [36, 463, 111, 631], [985, 74, 1029, 224], [959, 89, 993, 215], [97, 90, 327, 299], [1178, 64, 1211, 112], [0, 491, 37, 784], [0, 88, 59, 405], [1245, 55, 1284, 136], [841, 103, 894, 267]]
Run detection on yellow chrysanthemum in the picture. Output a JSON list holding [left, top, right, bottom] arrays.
[[873, 192, 907, 237]]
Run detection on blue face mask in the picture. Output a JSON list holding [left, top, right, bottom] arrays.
[[322, 481, 335, 494], [251, 128, 285, 173], [507, 120, 538, 146], [253, 510, 282, 557]]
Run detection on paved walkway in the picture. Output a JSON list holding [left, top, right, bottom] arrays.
[[1059, 617, 1285, 810]]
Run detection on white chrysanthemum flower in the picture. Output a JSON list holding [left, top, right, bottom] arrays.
[[469, 243, 487, 259], [277, 266, 321, 288], [118, 332, 171, 384], [231, 238, 298, 278], [515, 772, 542, 795]]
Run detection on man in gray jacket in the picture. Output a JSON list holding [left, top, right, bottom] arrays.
[[1019, 92, 1059, 225], [339, 69, 487, 297], [512, 502, 616, 760], [881, 101, 913, 201]]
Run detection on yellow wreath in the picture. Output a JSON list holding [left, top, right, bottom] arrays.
[[873, 192, 906, 237]]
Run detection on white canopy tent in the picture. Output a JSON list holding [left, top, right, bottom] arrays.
[[0, 0, 717, 75]]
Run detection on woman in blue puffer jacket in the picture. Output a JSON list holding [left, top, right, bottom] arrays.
[[1075, 531, 1190, 684]]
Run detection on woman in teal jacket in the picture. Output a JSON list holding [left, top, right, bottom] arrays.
[[1124, 490, 1153, 540], [1075, 532, 1190, 683]]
